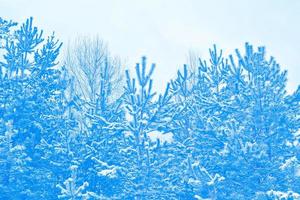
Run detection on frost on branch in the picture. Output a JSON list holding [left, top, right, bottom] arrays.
[[56, 165, 99, 200], [266, 190, 300, 200]]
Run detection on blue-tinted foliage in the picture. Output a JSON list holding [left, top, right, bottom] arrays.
[[0, 17, 299, 200]]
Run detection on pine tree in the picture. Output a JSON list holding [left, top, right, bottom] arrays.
[[1, 16, 299, 199], [183, 43, 300, 199], [0, 17, 72, 199]]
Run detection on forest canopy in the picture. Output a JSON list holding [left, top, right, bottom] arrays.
[[0, 17, 299, 200]]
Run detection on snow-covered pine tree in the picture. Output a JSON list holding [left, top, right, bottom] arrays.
[[1, 16, 299, 199], [0, 17, 75, 199], [184, 43, 300, 199], [120, 57, 179, 199]]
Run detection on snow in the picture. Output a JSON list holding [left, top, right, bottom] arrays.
[[266, 190, 300, 200], [194, 195, 211, 200], [295, 165, 300, 177], [69, 165, 78, 171], [207, 174, 225, 186], [147, 131, 173, 143], [97, 168, 118, 179], [10, 145, 26, 152], [0, 20, 299, 199], [188, 178, 201, 186], [279, 156, 297, 170]]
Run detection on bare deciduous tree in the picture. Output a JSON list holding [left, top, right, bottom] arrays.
[[64, 36, 123, 114]]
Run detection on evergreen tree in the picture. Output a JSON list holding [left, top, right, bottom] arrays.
[[0, 17, 73, 199], [183, 43, 300, 199], [0, 16, 299, 200]]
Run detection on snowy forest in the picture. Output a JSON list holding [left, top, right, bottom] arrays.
[[0, 17, 299, 200]]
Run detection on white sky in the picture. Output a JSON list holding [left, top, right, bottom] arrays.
[[1, 0, 299, 93]]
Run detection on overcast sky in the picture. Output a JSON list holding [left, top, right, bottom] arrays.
[[1, 0, 299, 93]]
